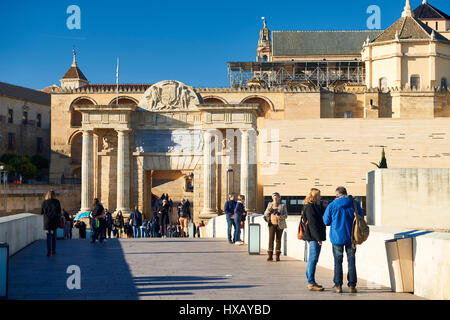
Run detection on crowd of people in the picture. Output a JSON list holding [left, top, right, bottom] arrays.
[[41, 185, 364, 294], [40, 192, 205, 249], [223, 186, 365, 294]]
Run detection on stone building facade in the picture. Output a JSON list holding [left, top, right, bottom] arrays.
[[48, 0, 450, 220], [0, 81, 51, 160]]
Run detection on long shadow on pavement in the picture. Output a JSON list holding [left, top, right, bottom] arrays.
[[133, 276, 259, 298], [8, 238, 139, 300]]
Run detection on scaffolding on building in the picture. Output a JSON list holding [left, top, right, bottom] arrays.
[[227, 61, 366, 88]]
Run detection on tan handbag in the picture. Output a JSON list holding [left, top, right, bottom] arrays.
[[297, 215, 308, 240]]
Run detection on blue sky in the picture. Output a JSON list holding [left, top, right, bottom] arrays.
[[0, 0, 449, 89]]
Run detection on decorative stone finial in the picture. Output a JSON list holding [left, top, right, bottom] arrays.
[[262, 16, 267, 28], [422, 0, 427, 4], [72, 48, 77, 67], [431, 30, 436, 40], [402, 0, 414, 18]]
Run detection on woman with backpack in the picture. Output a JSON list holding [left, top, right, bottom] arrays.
[[302, 188, 326, 291], [263, 192, 288, 261], [41, 190, 62, 256]]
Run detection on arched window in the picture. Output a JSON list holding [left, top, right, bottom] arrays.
[[410, 75, 420, 89], [71, 98, 95, 127], [262, 55, 268, 62], [70, 110, 82, 127], [379, 77, 388, 90], [441, 78, 448, 89]]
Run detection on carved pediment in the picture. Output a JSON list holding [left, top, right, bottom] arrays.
[[139, 80, 201, 111]]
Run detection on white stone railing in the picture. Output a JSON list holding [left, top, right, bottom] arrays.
[[206, 213, 450, 300], [0, 213, 46, 256]]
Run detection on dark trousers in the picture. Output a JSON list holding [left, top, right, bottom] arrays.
[[90, 218, 103, 243], [46, 230, 56, 252], [332, 244, 357, 287], [106, 226, 112, 238], [268, 224, 283, 252], [227, 218, 236, 243], [160, 224, 167, 237]]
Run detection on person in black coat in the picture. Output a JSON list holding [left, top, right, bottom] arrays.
[[89, 198, 105, 243], [158, 199, 170, 238], [104, 209, 113, 239], [41, 190, 62, 256], [302, 188, 326, 291]]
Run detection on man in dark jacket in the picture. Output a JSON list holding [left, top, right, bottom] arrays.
[[323, 186, 364, 294], [90, 198, 105, 243], [158, 199, 170, 237], [129, 206, 143, 238], [177, 198, 191, 237], [224, 193, 237, 244]]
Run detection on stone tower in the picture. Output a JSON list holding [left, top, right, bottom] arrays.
[[257, 17, 272, 62], [60, 50, 89, 89]]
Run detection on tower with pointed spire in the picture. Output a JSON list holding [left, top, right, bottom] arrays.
[[402, 0, 414, 18], [413, 0, 450, 39], [256, 17, 272, 62], [60, 49, 89, 89]]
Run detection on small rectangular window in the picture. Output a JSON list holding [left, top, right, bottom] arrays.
[[8, 133, 15, 150], [344, 111, 353, 118], [37, 114, 42, 128], [36, 137, 43, 153], [22, 111, 28, 125], [410, 75, 420, 89], [8, 109, 13, 123], [436, 21, 439, 30]]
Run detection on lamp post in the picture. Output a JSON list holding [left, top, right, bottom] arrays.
[[226, 166, 234, 197], [0, 166, 6, 217]]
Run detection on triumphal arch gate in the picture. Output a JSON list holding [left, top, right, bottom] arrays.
[[74, 80, 261, 221]]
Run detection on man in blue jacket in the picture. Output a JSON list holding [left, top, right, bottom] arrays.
[[224, 193, 237, 244], [323, 186, 364, 294]]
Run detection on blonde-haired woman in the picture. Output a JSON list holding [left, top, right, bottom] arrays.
[[302, 188, 326, 291], [264, 192, 288, 261], [41, 190, 62, 256]]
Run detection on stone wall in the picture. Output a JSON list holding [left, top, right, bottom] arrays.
[[0, 184, 81, 215], [367, 169, 450, 231], [0, 213, 46, 256], [259, 118, 450, 198]]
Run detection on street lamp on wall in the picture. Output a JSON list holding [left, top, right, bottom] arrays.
[[226, 166, 234, 197]]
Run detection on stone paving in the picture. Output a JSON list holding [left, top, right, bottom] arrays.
[[8, 237, 424, 300]]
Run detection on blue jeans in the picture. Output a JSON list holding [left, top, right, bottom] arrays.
[[140, 226, 147, 238], [90, 218, 102, 243], [64, 221, 72, 239], [227, 218, 236, 243], [306, 241, 322, 284], [332, 244, 357, 287], [46, 230, 56, 252], [234, 214, 242, 242], [132, 226, 140, 238]]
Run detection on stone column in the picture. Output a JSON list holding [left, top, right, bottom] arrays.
[[80, 130, 93, 212], [240, 129, 257, 211], [116, 129, 131, 215], [200, 130, 217, 218], [240, 129, 249, 201]]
